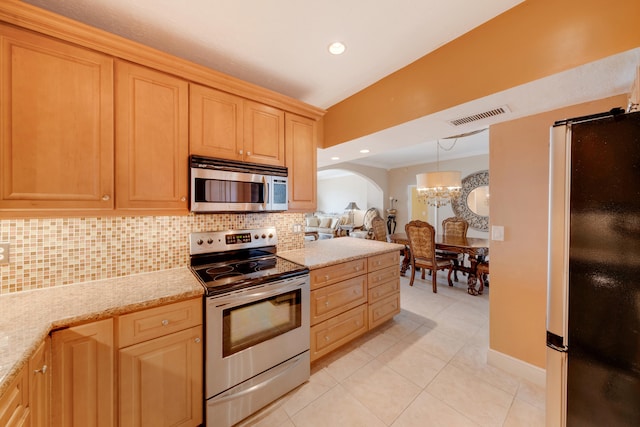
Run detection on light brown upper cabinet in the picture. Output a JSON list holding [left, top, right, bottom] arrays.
[[190, 84, 244, 160], [115, 61, 189, 212], [0, 25, 114, 214], [190, 84, 285, 166], [285, 113, 317, 211]]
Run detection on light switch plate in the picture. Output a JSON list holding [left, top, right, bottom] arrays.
[[0, 242, 9, 265], [491, 226, 504, 241]]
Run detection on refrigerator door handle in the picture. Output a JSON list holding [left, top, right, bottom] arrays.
[[547, 123, 571, 347]]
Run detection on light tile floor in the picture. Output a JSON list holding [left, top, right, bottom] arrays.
[[238, 273, 546, 427]]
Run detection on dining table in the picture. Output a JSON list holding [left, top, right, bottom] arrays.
[[389, 232, 490, 295]]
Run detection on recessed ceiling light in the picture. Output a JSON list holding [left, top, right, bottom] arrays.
[[359, 149, 370, 154], [331, 156, 340, 160], [328, 42, 346, 55]]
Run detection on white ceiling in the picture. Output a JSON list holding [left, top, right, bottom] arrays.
[[23, 0, 640, 170]]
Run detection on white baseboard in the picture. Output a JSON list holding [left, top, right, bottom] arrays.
[[487, 348, 546, 388]]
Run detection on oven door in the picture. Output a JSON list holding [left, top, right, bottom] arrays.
[[191, 167, 270, 212], [205, 275, 310, 398]]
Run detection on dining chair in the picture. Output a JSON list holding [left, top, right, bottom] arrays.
[[476, 261, 489, 294], [404, 220, 453, 293], [368, 216, 388, 241], [438, 217, 469, 282]]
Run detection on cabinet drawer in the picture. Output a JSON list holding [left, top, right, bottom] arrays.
[[368, 293, 400, 330], [368, 251, 399, 272], [367, 265, 399, 289], [310, 259, 367, 290], [368, 279, 399, 304], [310, 275, 367, 326], [310, 304, 367, 362], [118, 298, 202, 347], [0, 367, 29, 427]]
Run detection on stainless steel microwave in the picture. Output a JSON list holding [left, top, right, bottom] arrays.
[[190, 155, 288, 213]]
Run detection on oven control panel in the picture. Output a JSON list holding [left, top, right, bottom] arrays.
[[189, 227, 277, 255]]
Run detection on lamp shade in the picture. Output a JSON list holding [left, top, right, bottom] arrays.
[[344, 202, 360, 211], [416, 171, 461, 190]]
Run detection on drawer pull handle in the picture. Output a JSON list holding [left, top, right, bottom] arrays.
[[195, 337, 201, 343], [161, 319, 169, 326], [324, 275, 329, 281], [325, 301, 330, 306], [324, 336, 330, 341], [34, 365, 47, 374]]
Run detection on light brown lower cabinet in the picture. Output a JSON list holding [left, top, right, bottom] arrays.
[[29, 337, 51, 427], [0, 363, 30, 426], [119, 326, 202, 427], [43, 298, 202, 427], [309, 251, 401, 362], [118, 298, 202, 427], [51, 318, 115, 427]]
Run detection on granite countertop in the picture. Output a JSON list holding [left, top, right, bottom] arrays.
[[279, 237, 404, 269], [0, 267, 204, 396]]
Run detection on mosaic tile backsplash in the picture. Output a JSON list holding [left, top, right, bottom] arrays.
[[0, 213, 305, 294]]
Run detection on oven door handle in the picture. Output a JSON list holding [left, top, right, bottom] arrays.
[[210, 277, 308, 307], [209, 352, 306, 405]]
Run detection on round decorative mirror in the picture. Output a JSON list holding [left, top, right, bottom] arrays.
[[452, 170, 489, 231]]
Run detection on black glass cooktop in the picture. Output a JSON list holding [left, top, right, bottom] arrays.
[[191, 254, 308, 296]]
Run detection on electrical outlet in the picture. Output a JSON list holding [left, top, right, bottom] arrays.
[[0, 242, 9, 265], [292, 223, 303, 233]]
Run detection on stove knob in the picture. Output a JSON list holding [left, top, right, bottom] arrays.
[[254, 234, 259, 240], [268, 233, 273, 239], [196, 239, 203, 245], [207, 238, 213, 244], [261, 234, 266, 239]]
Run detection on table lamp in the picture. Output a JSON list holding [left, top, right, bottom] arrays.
[[344, 202, 360, 225]]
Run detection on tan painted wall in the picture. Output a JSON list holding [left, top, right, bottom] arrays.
[[323, 0, 640, 147], [489, 94, 628, 368]]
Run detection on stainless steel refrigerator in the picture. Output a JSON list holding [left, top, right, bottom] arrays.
[[547, 108, 640, 426]]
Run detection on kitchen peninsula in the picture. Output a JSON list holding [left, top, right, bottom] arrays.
[[280, 238, 404, 361]]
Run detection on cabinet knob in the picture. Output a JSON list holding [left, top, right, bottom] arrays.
[[324, 275, 329, 281], [325, 301, 330, 306], [161, 319, 169, 326], [239, 150, 243, 155], [180, 196, 186, 202], [195, 337, 201, 343], [324, 336, 330, 341], [247, 151, 251, 156], [34, 365, 47, 374], [102, 195, 110, 201]]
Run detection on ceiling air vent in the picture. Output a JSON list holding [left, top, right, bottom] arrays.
[[448, 105, 511, 126]]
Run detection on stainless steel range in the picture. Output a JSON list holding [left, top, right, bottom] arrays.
[[189, 227, 310, 427]]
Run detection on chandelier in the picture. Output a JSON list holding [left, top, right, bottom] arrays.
[[416, 139, 462, 207]]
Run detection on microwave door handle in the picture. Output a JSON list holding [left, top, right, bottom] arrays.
[[263, 176, 269, 208]]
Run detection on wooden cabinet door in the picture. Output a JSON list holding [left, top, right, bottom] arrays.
[[0, 25, 114, 213], [29, 337, 51, 427], [190, 84, 243, 160], [243, 100, 284, 166], [119, 326, 203, 427], [115, 61, 189, 211], [51, 319, 115, 427], [0, 365, 29, 426], [285, 113, 317, 211]]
